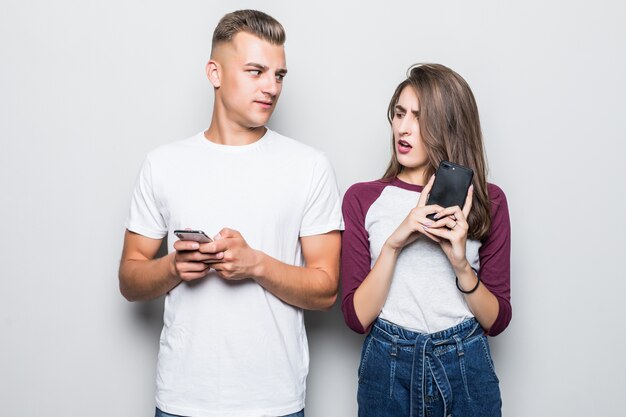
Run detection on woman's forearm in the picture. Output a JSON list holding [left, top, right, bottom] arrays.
[[352, 243, 400, 330]]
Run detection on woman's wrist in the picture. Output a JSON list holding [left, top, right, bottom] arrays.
[[452, 260, 472, 277], [455, 262, 479, 293], [382, 240, 402, 256]]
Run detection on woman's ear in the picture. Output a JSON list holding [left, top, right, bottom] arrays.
[[206, 60, 221, 88]]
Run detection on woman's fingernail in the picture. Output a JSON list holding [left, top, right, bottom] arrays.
[[191, 243, 199, 249]]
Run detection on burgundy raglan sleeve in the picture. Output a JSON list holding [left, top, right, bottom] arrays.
[[341, 182, 382, 334], [479, 184, 512, 336]]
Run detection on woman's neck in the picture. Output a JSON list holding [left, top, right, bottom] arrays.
[[397, 168, 427, 186]]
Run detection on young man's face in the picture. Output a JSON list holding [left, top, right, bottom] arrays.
[[210, 32, 287, 129]]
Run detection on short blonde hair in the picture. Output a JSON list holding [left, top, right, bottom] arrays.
[[212, 9, 285, 52]]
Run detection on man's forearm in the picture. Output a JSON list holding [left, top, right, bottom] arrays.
[[252, 251, 338, 311], [119, 253, 181, 302]]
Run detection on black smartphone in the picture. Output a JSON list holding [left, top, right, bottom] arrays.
[[173, 229, 213, 243], [426, 161, 474, 220]]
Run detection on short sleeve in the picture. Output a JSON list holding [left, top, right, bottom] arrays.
[[299, 155, 344, 237], [125, 156, 168, 239]]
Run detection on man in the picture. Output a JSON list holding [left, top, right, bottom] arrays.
[[119, 10, 343, 417]]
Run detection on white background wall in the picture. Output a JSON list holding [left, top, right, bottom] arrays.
[[1, 1, 625, 416]]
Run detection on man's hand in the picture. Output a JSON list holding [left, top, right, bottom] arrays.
[[206, 228, 263, 280], [171, 239, 224, 281]]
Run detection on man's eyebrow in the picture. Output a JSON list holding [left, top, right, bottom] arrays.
[[245, 62, 288, 75], [245, 62, 268, 70]]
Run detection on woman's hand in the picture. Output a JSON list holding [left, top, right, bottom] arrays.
[[422, 185, 474, 272], [385, 175, 444, 251]]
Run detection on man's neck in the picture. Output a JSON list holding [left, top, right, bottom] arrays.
[[204, 116, 267, 146]]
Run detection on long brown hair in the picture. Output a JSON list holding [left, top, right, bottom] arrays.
[[383, 63, 491, 240]]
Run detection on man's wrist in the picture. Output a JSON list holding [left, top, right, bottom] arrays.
[[167, 252, 180, 280], [250, 250, 267, 280]]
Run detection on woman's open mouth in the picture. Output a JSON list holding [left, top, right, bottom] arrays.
[[397, 140, 412, 154]]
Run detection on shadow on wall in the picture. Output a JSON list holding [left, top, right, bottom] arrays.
[[305, 303, 355, 337], [305, 302, 364, 356], [132, 297, 165, 333]]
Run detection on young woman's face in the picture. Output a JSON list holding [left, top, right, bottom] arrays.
[[392, 86, 429, 181]]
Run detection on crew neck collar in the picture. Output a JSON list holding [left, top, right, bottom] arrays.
[[197, 128, 272, 151], [390, 176, 425, 192]]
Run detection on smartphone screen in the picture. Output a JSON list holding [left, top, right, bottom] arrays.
[[173, 229, 213, 243], [426, 161, 474, 220]]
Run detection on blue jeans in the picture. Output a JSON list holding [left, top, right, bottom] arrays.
[[357, 317, 501, 417], [155, 407, 304, 417]]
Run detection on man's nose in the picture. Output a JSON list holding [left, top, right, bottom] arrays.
[[262, 74, 279, 97]]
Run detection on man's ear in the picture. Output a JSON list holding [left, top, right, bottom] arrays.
[[206, 60, 221, 88]]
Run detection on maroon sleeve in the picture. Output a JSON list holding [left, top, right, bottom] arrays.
[[479, 184, 512, 336], [340, 181, 386, 334]]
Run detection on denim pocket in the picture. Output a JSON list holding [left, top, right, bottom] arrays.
[[358, 334, 375, 382], [358, 333, 399, 402], [478, 335, 500, 383]]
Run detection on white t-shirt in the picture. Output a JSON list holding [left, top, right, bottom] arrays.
[[125, 129, 343, 417]]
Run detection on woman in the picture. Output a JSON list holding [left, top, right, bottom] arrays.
[[341, 63, 511, 417]]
